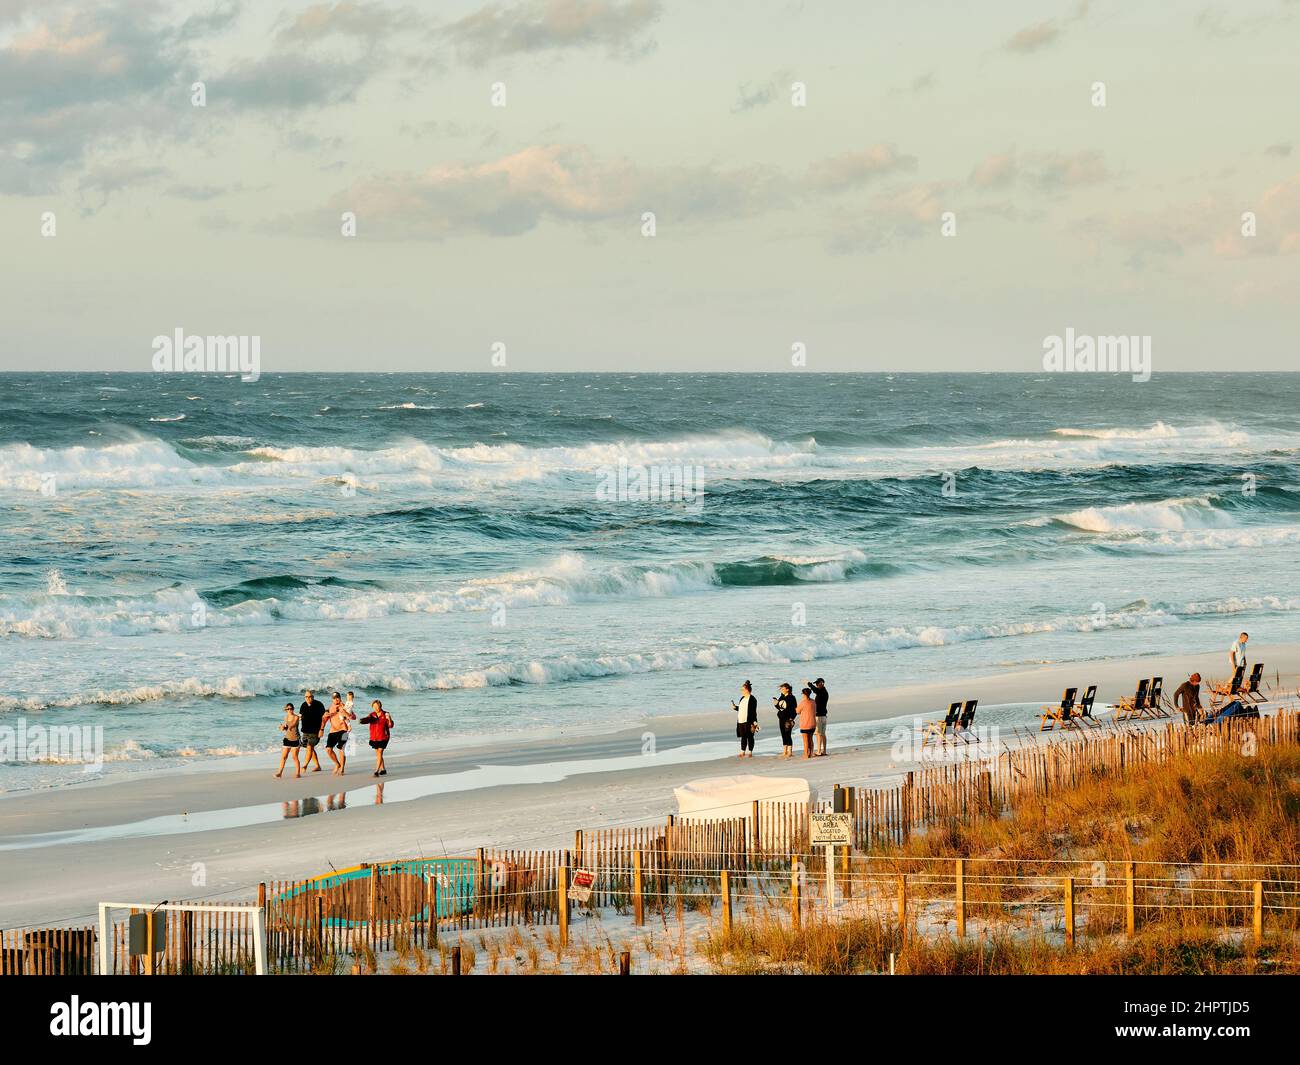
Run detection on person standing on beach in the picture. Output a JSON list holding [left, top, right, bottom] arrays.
[[1229, 632, 1249, 672], [773, 683, 797, 758], [298, 689, 327, 773], [732, 681, 758, 758], [275, 702, 302, 778], [324, 692, 356, 775], [804, 677, 829, 756], [796, 687, 818, 759], [1174, 673, 1203, 726], [359, 700, 394, 777]]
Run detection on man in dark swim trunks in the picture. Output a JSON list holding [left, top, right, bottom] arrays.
[[298, 689, 327, 773]]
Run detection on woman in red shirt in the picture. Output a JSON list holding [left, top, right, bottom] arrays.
[[358, 700, 394, 778]]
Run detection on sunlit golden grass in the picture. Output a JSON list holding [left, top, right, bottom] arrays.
[[708, 742, 1300, 974]]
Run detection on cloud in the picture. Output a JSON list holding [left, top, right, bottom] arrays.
[[1195, 5, 1297, 39], [1005, 20, 1059, 53], [438, 0, 663, 65], [1264, 142, 1292, 158], [77, 160, 167, 207], [274, 1, 422, 46], [826, 181, 954, 253], [214, 52, 378, 109], [1078, 173, 1300, 263], [0, 2, 197, 194], [809, 144, 917, 192], [1028, 150, 1109, 190], [732, 69, 793, 113], [1003, 1, 1089, 54], [276, 143, 786, 239], [968, 151, 1017, 189], [1214, 173, 1300, 257]]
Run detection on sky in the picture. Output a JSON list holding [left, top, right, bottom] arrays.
[[1, 0, 1298, 373]]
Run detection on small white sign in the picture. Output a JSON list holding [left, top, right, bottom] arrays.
[[810, 812, 852, 846]]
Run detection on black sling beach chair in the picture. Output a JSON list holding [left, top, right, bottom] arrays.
[[1142, 675, 1168, 719], [954, 699, 979, 740], [1244, 662, 1267, 704], [921, 701, 963, 747], [1208, 664, 1246, 712], [1039, 687, 1078, 732], [1116, 678, 1149, 722], [1076, 684, 1100, 727]]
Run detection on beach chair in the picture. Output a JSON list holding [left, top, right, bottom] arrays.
[[1115, 678, 1149, 722], [1208, 664, 1245, 712], [1076, 684, 1100, 727], [954, 699, 979, 740], [1039, 687, 1078, 732], [1142, 676, 1168, 718], [1243, 662, 1268, 705], [920, 701, 963, 747]]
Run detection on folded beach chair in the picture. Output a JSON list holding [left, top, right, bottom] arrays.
[[954, 699, 979, 740], [1039, 687, 1078, 732], [1141, 676, 1168, 719], [1243, 662, 1267, 705], [1076, 684, 1100, 727], [920, 701, 963, 748], [1208, 664, 1246, 712], [1115, 678, 1149, 722]]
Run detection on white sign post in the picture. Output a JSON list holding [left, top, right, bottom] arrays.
[[809, 812, 852, 914]]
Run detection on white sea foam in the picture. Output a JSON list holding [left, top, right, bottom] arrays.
[[7, 595, 1297, 711], [7, 422, 1292, 497], [1056, 496, 1229, 533]]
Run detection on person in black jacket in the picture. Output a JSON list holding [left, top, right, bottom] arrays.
[[732, 680, 758, 758], [773, 683, 797, 758]]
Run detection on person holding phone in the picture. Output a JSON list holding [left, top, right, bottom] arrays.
[[732, 680, 758, 758], [773, 683, 797, 758]]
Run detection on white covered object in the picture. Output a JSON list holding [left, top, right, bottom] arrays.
[[674, 775, 815, 845]]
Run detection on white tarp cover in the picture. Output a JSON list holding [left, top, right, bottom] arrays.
[[674, 775, 815, 845]]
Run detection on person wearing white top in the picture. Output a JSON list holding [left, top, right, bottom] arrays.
[[1229, 632, 1249, 672], [732, 681, 758, 758]]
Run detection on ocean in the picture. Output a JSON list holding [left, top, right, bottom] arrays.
[[2, 371, 1298, 790]]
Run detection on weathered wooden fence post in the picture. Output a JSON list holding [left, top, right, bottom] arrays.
[[955, 858, 966, 937], [431, 874, 441, 947], [451, 944, 461, 975], [619, 950, 631, 975], [1253, 881, 1263, 946], [1125, 861, 1136, 937], [633, 850, 644, 926], [721, 869, 732, 937], [1064, 877, 1075, 947], [790, 863, 801, 930], [898, 874, 908, 944], [902, 772, 914, 843], [558, 865, 569, 949]]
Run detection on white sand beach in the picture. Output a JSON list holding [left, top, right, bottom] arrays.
[[0, 643, 1295, 929]]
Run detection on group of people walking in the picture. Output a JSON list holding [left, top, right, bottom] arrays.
[[276, 689, 394, 779], [732, 678, 829, 759]]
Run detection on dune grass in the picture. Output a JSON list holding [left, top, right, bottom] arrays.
[[707, 741, 1300, 974]]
